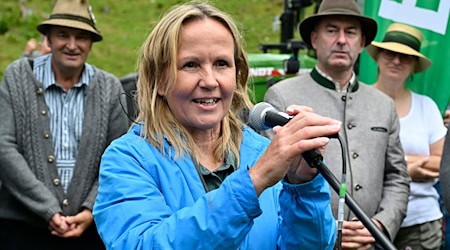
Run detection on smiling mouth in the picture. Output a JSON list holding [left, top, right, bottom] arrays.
[[193, 98, 219, 105]]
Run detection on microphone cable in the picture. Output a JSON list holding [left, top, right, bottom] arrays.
[[337, 81, 353, 250], [120, 92, 141, 125], [336, 134, 347, 250]]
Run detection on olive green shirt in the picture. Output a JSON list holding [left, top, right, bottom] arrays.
[[199, 153, 236, 192]]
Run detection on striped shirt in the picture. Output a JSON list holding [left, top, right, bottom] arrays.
[[33, 54, 95, 193]]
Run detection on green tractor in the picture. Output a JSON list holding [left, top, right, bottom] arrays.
[[247, 0, 318, 103], [247, 52, 316, 103]]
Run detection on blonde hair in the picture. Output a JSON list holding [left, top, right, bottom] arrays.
[[136, 1, 252, 165]]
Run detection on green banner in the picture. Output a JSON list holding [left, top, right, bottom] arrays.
[[359, 0, 450, 115]]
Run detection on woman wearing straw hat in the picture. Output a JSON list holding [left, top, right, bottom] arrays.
[[368, 23, 446, 250]]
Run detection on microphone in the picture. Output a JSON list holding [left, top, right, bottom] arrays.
[[249, 102, 292, 130], [249, 102, 325, 167]]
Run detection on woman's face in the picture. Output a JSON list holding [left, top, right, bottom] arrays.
[[377, 49, 416, 82], [160, 18, 236, 136]]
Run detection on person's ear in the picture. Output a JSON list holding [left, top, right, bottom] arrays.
[[311, 31, 318, 50], [359, 35, 366, 53], [157, 69, 169, 97], [157, 85, 165, 97]]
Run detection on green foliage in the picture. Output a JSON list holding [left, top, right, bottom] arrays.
[[0, 0, 314, 79]]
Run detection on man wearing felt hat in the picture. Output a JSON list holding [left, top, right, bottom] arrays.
[[370, 23, 445, 250], [0, 0, 128, 249], [263, 0, 410, 249]]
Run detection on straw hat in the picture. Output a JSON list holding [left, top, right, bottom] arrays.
[[367, 23, 431, 73], [299, 0, 377, 47], [37, 0, 102, 42]]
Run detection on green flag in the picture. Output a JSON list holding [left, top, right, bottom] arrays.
[[359, 0, 450, 115]]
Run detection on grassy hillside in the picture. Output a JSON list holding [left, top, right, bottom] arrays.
[[0, 0, 315, 79]]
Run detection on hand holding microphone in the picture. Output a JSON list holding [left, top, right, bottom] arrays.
[[248, 102, 341, 195], [250, 102, 340, 167]]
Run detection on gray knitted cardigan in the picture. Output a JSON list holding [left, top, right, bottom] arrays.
[[0, 58, 129, 227]]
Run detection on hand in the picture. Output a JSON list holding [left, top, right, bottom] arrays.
[[250, 105, 341, 195], [23, 38, 37, 56], [283, 106, 338, 184], [339, 220, 376, 249], [51, 209, 93, 238], [38, 36, 51, 55], [49, 212, 70, 235], [406, 155, 437, 182]]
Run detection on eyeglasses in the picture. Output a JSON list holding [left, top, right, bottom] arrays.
[[380, 50, 416, 64]]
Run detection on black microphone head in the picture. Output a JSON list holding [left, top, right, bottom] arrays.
[[249, 102, 276, 131]]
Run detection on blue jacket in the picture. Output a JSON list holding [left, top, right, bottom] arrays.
[[93, 125, 336, 249]]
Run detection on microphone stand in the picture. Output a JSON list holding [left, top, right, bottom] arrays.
[[303, 151, 397, 250]]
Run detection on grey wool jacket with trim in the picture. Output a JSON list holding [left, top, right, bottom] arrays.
[[263, 68, 411, 240], [0, 58, 129, 227]]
